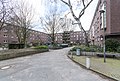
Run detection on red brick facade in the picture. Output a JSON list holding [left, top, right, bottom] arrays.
[[89, 0, 120, 46], [0, 24, 49, 47], [55, 31, 85, 45]]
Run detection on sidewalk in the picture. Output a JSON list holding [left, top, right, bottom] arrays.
[[68, 55, 120, 81]]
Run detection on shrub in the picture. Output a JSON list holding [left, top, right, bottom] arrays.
[[105, 39, 120, 52], [70, 46, 81, 51], [8, 44, 24, 49], [79, 45, 96, 52], [117, 46, 120, 53], [71, 45, 97, 52], [90, 45, 103, 52], [34, 45, 48, 49]]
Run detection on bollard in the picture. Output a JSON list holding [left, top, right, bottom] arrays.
[[70, 52, 73, 58], [76, 49, 80, 56], [86, 57, 90, 69]]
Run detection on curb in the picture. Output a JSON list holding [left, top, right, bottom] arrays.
[[67, 55, 118, 81]]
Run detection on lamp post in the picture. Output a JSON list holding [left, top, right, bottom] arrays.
[[99, 9, 106, 63]]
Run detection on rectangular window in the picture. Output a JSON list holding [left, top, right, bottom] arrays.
[[77, 35, 78, 40], [4, 40, 7, 43], [3, 34, 8, 37]]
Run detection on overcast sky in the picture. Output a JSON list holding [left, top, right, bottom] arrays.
[[26, 0, 98, 31]]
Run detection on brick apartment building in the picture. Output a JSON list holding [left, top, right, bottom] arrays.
[[0, 23, 49, 47], [28, 30, 50, 46], [55, 31, 85, 45], [55, 33, 63, 44], [89, 0, 120, 46], [0, 23, 86, 47]]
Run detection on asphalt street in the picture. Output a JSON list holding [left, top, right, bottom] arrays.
[[0, 47, 109, 81]]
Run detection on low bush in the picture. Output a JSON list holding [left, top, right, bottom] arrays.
[[34, 45, 48, 49], [71, 38, 120, 53], [8, 44, 24, 49], [71, 45, 98, 52], [117, 46, 120, 53], [70, 46, 81, 51], [105, 39, 120, 52]]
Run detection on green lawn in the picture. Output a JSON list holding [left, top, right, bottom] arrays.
[[70, 55, 120, 80]]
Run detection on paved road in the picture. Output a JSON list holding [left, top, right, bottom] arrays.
[[0, 48, 109, 81]]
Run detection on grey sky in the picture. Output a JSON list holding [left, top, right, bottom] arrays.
[[27, 0, 98, 31], [81, 0, 98, 30]]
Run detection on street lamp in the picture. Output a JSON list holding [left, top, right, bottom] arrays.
[[99, 9, 106, 63]]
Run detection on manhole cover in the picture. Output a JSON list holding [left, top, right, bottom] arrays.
[[1, 66, 11, 70]]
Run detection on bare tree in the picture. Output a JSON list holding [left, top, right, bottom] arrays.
[[0, 0, 12, 30], [40, 14, 65, 45], [61, 0, 93, 46], [40, 0, 65, 45], [9, 0, 34, 47], [61, 18, 75, 31]]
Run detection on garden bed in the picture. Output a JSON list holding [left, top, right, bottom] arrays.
[[0, 48, 49, 61]]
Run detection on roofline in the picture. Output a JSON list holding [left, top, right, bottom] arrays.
[[88, 0, 101, 32], [2, 22, 47, 34]]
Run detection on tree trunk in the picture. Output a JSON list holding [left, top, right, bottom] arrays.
[[77, 20, 89, 47]]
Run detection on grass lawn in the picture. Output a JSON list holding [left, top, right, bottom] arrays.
[[70, 55, 120, 80]]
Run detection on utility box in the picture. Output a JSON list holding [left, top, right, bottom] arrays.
[[76, 49, 80, 56]]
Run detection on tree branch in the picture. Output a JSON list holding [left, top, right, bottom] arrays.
[[61, 0, 78, 20], [78, 0, 93, 19], [82, 0, 86, 7], [60, 0, 70, 7]]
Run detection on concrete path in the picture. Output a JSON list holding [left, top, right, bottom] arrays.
[[0, 48, 109, 81]]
